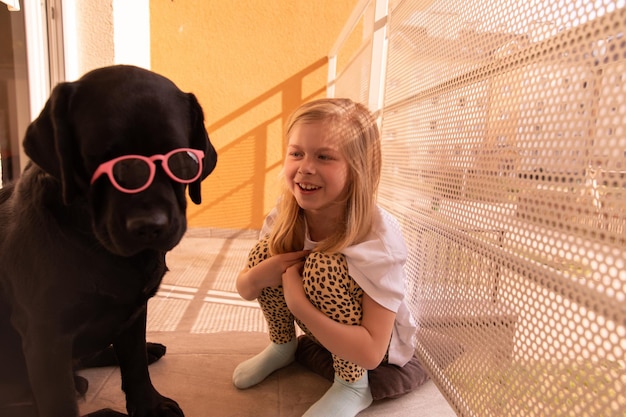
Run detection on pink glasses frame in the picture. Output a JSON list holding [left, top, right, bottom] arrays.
[[90, 148, 205, 194]]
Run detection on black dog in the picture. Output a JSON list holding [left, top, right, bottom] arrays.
[[0, 65, 217, 417]]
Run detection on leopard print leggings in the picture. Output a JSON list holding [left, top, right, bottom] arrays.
[[247, 238, 382, 383]]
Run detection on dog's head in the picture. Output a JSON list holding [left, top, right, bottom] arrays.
[[23, 65, 218, 256]]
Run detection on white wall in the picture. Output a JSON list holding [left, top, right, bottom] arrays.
[[112, 0, 150, 70], [62, 0, 150, 81]]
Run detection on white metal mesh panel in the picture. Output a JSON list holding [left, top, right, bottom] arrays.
[[377, 0, 626, 416], [331, 0, 377, 107], [334, 41, 373, 106]]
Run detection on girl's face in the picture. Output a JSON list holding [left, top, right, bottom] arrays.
[[284, 121, 350, 222]]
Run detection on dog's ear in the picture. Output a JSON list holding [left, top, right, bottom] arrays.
[[187, 93, 217, 205], [23, 82, 81, 205]]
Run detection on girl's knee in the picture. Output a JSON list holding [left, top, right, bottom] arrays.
[[302, 252, 364, 325], [302, 252, 350, 295], [247, 238, 271, 268]]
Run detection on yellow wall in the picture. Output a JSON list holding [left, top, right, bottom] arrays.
[[150, 0, 359, 230]]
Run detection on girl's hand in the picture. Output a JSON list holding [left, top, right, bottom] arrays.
[[261, 251, 309, 288], [236, 250, 309, 300], [282, 261, 307, 312]]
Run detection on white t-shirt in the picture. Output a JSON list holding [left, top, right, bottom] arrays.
[[260, 206, 417, 366]]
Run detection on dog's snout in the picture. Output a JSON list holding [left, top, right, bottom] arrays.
[[126, 211, 169, 241]]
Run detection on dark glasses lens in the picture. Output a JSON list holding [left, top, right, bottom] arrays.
[[166, 149, 202, 181], [91, 148, 204, 194], [112, 158, 152, 190]]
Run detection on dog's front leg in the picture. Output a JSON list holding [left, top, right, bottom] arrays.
[[113, 305, 183, 417], [21, 326, 79, 417]]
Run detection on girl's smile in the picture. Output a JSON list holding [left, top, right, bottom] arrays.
[[296, 182, 321, 191]]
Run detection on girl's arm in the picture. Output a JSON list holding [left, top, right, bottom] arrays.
[[282, 262, 396, 369], [236, 250, 310, 300]]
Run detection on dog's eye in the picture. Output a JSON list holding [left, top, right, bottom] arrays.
[[113, 159, 152, 189], [167, 151, 201, 180]]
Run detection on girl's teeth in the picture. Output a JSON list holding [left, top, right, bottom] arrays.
[[299, 184, 319, 190]]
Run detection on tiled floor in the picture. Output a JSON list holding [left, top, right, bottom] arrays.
[[78, 228, 457, 417]]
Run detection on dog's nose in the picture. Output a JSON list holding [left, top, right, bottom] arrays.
[[126, 211, 169, 241]]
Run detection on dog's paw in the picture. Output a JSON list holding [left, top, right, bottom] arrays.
[[76, 342, 167, 370], [82, 409, 128, 417], [146, 342, 167, 365], [151, 398, 185, 417], [127, 395, 184, 417], [74, 374, 89, 396]]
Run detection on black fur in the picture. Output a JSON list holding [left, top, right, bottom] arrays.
[[0, 65, 217, 417]]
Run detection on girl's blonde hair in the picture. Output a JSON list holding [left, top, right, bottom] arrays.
[[268, 98, 381, 255]]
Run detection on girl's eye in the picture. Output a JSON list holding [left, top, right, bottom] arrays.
[[318, 154, 333, 161]]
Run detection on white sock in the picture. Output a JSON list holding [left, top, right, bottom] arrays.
[[232, 339, 297, 389], [303, 372, 373, 417]]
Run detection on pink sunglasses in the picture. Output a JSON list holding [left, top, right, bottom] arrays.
[[90, 148, 205, 194]]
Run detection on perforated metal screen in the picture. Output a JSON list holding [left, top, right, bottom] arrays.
[[332, 1, 626, 416]]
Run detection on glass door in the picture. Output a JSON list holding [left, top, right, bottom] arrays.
[[0, 0, 63, 188], [0, 1, 29, 187]]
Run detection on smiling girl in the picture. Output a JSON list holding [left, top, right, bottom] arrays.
[[233, 98, 416, 417]]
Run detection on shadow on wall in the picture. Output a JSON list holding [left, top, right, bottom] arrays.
[[187, 58, 328, 230]]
